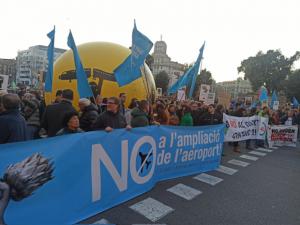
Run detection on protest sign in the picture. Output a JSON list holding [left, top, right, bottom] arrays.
[[223, 114, 268, 142], [0, 125, 224, 224], [177, 89, 186, 101], [199, 84, 210, 101], [267, 125, 298, 147], [0, 74, 9, 90]]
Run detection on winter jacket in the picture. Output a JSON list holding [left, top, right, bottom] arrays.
[[131, 107, 149, 128], [79, 104, 99, 131], [56, 127, 84, 136], [199, 112, 223, 125], [180, 112, 193, 126], [191, 110, 203, 126], [21, 99, 40, 127], [0, 109, 28, 144], [41, 100, 77, 137], [92, 111, 127, 130]]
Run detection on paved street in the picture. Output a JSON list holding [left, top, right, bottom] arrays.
[[81, 143, 300, 225]]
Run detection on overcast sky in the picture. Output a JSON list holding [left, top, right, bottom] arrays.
[[1, 0, 300, 82]]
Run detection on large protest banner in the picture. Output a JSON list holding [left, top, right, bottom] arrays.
[[0, 125, 224, 224], [267, 125, 298, 147], [223, 114, 268, 142]]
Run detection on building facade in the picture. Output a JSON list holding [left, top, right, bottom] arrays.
[[152, 40, 185, 87], [0, 58, 16, 82], [217, 78, 253, 99], [16, 45, 66, 86]]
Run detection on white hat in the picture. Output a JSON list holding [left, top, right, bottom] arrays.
[[78, 98, 91, 106]]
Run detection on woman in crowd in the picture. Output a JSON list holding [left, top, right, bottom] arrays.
[[56, 111, 83, 135]]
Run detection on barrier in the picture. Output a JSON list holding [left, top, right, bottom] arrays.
[[0, 124, 224, 224]]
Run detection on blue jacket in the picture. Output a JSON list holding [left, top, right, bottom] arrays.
[[0, 109, 28, 144]]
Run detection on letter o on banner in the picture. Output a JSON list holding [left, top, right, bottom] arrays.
[[130, 136, 156, 184]]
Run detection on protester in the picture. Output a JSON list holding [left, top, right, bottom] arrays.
[[119, 93, 126, 116], [199, 104, 222, 125], [168, 104, 180, 125], [191, 101, 202, 126], [125, 98, 139, 125], [93, 97, 131, 132], [282, 110, 297, 125], [78, 98, 99, 131], [231, 104, 245, 153], [0, 94, 28, 144], [180, 105, 193, 126], [256, 106, 269, 148], [21, 93, 40, 139], [56, 111, 84, 135], [154, 103, 169, 125], [54, 90, 63, 103], [41, 89, 77, 137], [131, 100, 150, 128]]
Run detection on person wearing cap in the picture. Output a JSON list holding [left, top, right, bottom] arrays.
[[21, 93, 40, 139], [78, 98, 99, 131], [56, 111, 83, 135], [41, 89, 77, 137], [0, 94, 28, 144]]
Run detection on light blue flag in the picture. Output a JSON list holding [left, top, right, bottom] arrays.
[[188, 42, 205, 98], [114, 20, 153, 87], [292, 96, 299, 108], [45, 26, 55, 92], [67, 30, 93, 98], [249, 101, 257, 109], [270, 90, 278, 108], [259, 86, 268, 102], [167, 68, 191, 94], [168, 42, 205, 96]]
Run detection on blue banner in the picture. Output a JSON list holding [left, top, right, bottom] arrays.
[[114, 20, 153, 87], [67, 30, 93, 98], [0, 125, 224, 224], [45, 26, 55, 92]]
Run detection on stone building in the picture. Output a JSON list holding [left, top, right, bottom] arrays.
[[152, 39, 186, 87], [217, 78, 253, 99]]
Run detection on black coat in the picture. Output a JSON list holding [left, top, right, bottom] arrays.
[[200, 112, 223, 125], [93, 110, 127, 130], [80, 104, 99, 131], [0, 109, 28, 144], [41, 100, 77, 137], [191, 110, 203, 126]]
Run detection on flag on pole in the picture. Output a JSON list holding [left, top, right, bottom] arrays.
[[11, 81, 17, 91], [168, 42, 205, 96], [114, 20, 153, 87], [45, 26, 55, 92], [259, 86, 268, 103], [67, 30, 93, 98], [188, 42, 205, 98], [292, 96, 299, 108], [167, 69, 191, 94], [270, 90, 278, 108]]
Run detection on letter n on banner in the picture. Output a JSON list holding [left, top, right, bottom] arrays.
[[91, 141, 128, 202]]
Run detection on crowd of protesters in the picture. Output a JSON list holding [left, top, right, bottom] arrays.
[[1, 88, 300, 153]]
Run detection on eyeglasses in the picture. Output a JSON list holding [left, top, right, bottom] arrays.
[[107, 101, 117, 105]]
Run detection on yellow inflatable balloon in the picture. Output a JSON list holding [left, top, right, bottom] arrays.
[[45, 42, 156, 108]]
